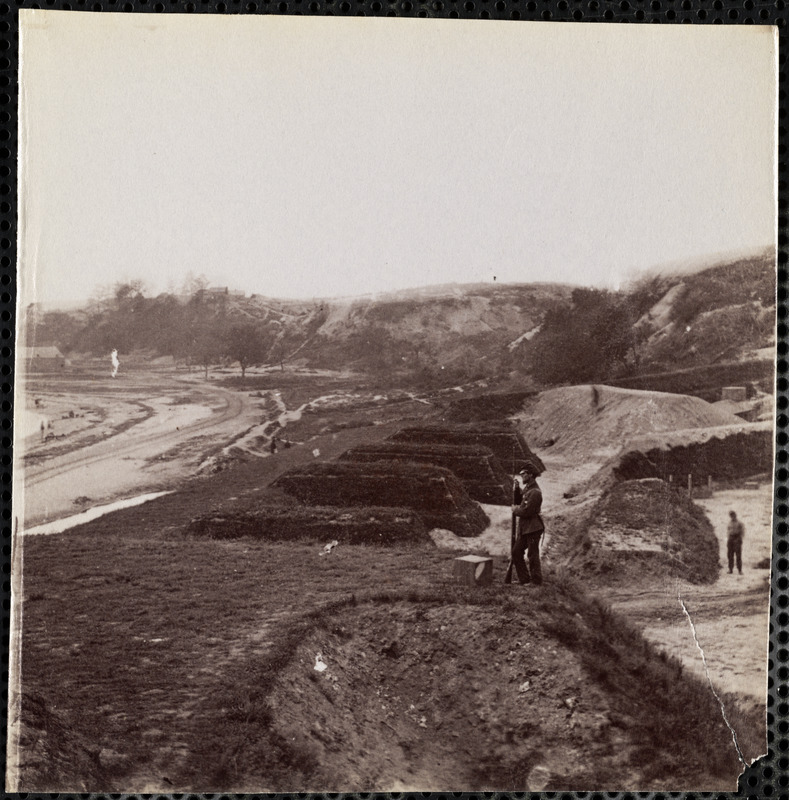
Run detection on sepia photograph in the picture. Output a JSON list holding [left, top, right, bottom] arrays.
[[9, 11, 778, 792]]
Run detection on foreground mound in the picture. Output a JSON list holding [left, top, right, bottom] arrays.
[[570, 479, 720, 585], [516, 384, 743, 458], [388, 421, 544, 475], [339, 442, 510, 504], [11, 692, 110, 791], [273, 461, 489, 537], [189, 506, 428, 546], [209, 585, 754, 791]]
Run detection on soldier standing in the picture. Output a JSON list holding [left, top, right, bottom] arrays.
[[511, 463, 545, 585], [727, 510, 745, 575]]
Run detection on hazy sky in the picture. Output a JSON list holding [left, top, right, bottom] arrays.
[[19, 13, 777, 308]]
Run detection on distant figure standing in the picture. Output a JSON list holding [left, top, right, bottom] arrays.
[[39, 420, 45, 441], [111, 349, 120, 379], [727, 510, 745, 575], [270, 436, 278, 455], [511, 463, 545, 585]]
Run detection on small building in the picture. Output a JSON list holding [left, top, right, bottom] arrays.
[[721, 385, 748, 402], [21, 346, 67, 371]]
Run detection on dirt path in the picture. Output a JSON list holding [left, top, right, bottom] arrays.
[[208, 389, 367, 462], [602, 488, 771, 708], [17, 376, 262, 526]]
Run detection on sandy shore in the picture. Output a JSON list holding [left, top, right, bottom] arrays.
[[16, 371, 264, 526]]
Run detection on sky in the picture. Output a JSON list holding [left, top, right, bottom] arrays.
[[18, 12, 777, 308]]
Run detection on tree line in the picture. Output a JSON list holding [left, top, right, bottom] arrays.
[[27, 280, 280, 378], [28, 257, 772, 387]]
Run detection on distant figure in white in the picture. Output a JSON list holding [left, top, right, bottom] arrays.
[[111, 349, 120, 379]]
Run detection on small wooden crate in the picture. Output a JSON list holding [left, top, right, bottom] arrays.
[[453, 555, 494, 587]]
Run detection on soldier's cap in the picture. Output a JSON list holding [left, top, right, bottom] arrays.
[[519, 463, 540, 477]]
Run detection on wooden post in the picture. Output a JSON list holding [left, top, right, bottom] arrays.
[[687, 473, 692, 499]]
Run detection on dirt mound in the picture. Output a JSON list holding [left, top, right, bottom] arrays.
[[189, 506, 429, 546], [389, 421, 544, 475], [273, 461, 489, 537], [568, 479, 720, 586], [515, 384, 743, 458], [612, 424, 773, 486], [339, 442, 510, 505], [574, 422, 773, 498], [222, 587, 746, 791], [266, 600, 624, 791]]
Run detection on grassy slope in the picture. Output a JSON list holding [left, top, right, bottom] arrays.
[[19, 516, 760, 791]]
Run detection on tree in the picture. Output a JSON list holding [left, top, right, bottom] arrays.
[[225, 324, 267, 379], [28, 310, 82, 352], [528, 289, 639, 385], [190, 323, 225, 379], [114, 279, 147, 305]]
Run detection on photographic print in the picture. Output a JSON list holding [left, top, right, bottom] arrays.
[[8, 11, 778, 792]]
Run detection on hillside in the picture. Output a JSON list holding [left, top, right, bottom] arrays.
[[25, 282, 574, 384], [632, 247, 776, 370], [24, 248, 775, 390]]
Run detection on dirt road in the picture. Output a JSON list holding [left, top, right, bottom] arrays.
[[16, 373, 262, 526]]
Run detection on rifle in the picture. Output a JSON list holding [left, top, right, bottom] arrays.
[[504, 451, 520, 583]]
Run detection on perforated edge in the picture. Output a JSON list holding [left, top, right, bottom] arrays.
[[0, 2, 785, 798]]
